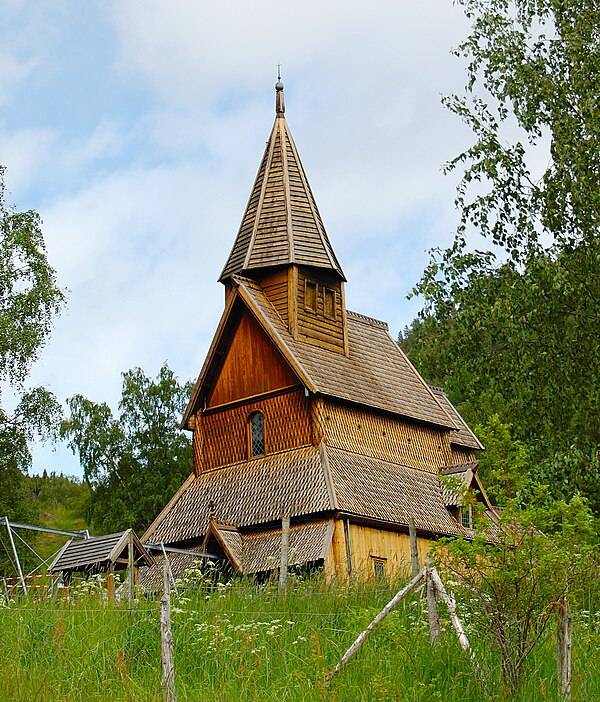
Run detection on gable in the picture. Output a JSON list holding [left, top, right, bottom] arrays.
[[208, 307, 300, 408]]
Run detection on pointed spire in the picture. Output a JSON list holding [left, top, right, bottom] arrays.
[[219, 84, 345, 283]]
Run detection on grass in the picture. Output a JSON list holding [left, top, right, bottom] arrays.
[[0, 574, 598, 702]]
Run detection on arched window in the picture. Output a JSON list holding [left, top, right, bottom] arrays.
[[249, 411, 265, 457]]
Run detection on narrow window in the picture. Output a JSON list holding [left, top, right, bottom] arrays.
[[371, 556, 386, 579], [249, 411, 265, 457], [323, 287, 336, 319], [305, 280, 317, 312], [461, 505, 477, 529]]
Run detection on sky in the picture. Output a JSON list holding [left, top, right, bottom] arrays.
[[1, 1, 476, 478]]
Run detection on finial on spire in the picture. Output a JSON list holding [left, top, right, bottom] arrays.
[[275, 64, 285, 115]]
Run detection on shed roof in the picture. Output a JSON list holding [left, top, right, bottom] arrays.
[[220, 81, 344, 282], [49, 530, 153, 574]]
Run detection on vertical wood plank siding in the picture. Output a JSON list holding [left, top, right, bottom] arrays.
[[196, 389, 312, 472], [322, 401, 454, 472], [260, 269, 289, 325], [208, 309, 299, 408], [296, 269, 345, 353], [449, 446, 477, 465]]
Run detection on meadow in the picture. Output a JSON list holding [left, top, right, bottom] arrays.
[[1, 573, 598, 702]]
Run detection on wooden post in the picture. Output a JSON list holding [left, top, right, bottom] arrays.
[[557, 593, 572, 701], [326, 566, 426, 683], [408, 518, 419, 576], [161, 556, 177, 702], [106, 566, 115, 603], [425, 557, 440, 645], [279, 516, 290, 591], [128, 530, 135, 606]]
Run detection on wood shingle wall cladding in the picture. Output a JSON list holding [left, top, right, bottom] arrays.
[[321, 401, 453, 472], [195, 388, 312, 473]]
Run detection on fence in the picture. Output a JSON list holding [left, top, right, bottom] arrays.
[[1, 565, 598, 702]]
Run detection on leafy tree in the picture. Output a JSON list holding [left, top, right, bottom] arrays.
[[433, 494, 597, 694], [0, 166, 65, 575], [404, 1, 600, 511], [62, 363, 193, 534]]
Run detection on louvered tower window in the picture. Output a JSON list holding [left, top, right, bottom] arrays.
[[249, 411, 265, 457]]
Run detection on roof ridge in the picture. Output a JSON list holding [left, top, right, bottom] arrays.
[[346, 310, 389, 330]]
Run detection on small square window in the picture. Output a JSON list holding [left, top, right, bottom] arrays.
[[371, 556, 386, 579], [305, 280, 318, 312]]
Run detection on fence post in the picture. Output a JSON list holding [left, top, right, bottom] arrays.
[[408, 518, 419, 576], [557, 593, 572, 701], [161, 555, 177, 702], [425, 557, 440, 645], [279, 516, 290, 591], [128, 530, 135, 607]]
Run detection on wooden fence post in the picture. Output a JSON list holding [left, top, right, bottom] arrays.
[[161, 556, 177, 702], [408, 518, 419, 576], [128, 530, 135, 607], [425, 557, 440, 645], [326, 566, 426, 683], [279, 516, 290, 591], [557, 593, 572, 701]]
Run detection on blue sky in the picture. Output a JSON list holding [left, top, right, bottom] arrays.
[[1, 1, 475, 478]]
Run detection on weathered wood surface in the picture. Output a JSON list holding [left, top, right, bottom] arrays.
[[326, 567, 426, 682], [409, 518, 419, 575], [557, 594, 572, 701], [425, 557, 440, 645], [322, 402, 453, 473], [161, 557, 177, 702], [279, 516, 290, 591]]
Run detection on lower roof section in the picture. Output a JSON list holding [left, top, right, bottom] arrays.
[[143, 443, 485, 554]]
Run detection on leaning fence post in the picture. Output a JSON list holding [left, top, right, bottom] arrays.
[[326, 566, 426, 683], [425, 557, 440, 645], [161, 556, 177, 702], [557, 593, 572, 701]]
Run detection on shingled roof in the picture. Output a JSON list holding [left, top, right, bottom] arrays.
[[219, 81, 345, 282], [49, 530, 153, 575], [183, 277, 456, 431], [430, 387, 484, 450], [143, 442, 485, 554]]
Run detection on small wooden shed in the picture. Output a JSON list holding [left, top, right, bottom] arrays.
[[49, 529, 153, 594]]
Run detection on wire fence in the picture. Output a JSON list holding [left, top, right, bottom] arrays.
[[1, 569, 599, 702]]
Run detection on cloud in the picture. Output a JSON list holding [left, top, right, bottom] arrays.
[[3, 1, 481, 478]]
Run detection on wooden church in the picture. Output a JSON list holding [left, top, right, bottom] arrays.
[[143, 81, 493, 580]]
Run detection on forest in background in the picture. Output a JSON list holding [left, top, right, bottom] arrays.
[[2, 0, 600, 568]]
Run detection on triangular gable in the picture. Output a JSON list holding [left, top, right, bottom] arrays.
[[183, 282, 316, 425], [201, 520, 243, 573], [207, 307, 300, 408]]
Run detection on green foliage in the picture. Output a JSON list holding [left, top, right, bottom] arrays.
[[0, 166, 65, 574], [404, 0, 600, 514], [433, 495, 597, 694], [1, 576, 599, 701], [61, 363, 193, 534]]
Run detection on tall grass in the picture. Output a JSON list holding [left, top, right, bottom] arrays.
[[1, 574, 598, 701]]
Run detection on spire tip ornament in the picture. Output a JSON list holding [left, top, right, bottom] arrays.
[[275, 65, 285, 115]]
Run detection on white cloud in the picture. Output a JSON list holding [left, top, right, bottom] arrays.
[[2, 1, 482, 478]]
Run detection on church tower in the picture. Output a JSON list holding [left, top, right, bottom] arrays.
[[219, 81, 349, 355]]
